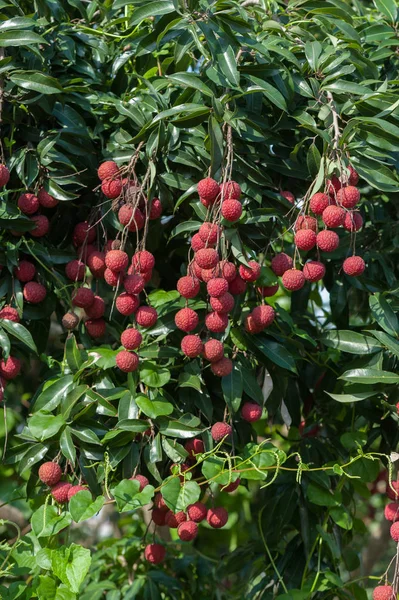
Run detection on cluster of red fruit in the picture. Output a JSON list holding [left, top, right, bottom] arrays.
[[372, 481, 399, 599], [38, 461, 87, 503], [271, 166, 365, 292]]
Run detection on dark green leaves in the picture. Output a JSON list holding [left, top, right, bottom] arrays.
[[320, 331, 382, 354], [369, 294, 398, 337], [0, 31, 47, 47], [10, 71, 63, 94], [0, 319, 37, 353], [135, 394, 173, 418], [221, 365, 243, 413], [339, 369, 399, 384], [33, 376, 75, 412]]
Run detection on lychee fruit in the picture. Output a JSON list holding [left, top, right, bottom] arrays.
[[86, 251, 106, 279], [105, 250, 128, 273], [219, 260, 236, 282], [221, 199, 242, 222], [310, 192, 329, 215], [258, 284, 279, 297], [282, 269, 305, 291], [38, 462, 62, 486], [344, 211, 363, 232], [85, 319, 106, 338], [241, 402, 262, 422], [220, 180, 241, 200], [104, 268, 121, 287], [72, 287, 95, 309], [205, 311, 228, 333], [0, 164, 10, 187], [343, 256, 365, 277], [336, 186, 360, 209], [30, 215, 49, 237], [207, 278, 228, 298], [124, 274, 145, 295], [210, 292, 234, 313], [132, 250, 155, 273], [326, 175, 341, 196], [118, 205, 144, 231], [38, 188, 58, 208], [211, 422, 232, 442], [62, 312, 79, 330], [385, 503, 399, 522], [245, 314, 263, 334], [181, 335, 203, 358], [252, 305, 275, 328], [0, 306, 19, 322], [191, 233, 206, 252], [178, 520, 198, 541], [18, 193, 39, 215], [66, 260, 85, 282], [116, 293, 139, 316], [348, 165, 359, 186], [280, 190, 294, 204], [203, 339, 224, 363], [390, 521, 399, 541], [136, 306, 158, 328], [0, 356, 20, 380], [23, 282, 47, 304], [198, 222, 220, 245], [184, 438, 205, 457], [149, 198, 162, 220], [372, 586, 394, 600], [201, 268, 216, 283], [14, 261, 36, 282], [295, 229, 317, 251], [116, 350, 139, 372], [121, 328, 142, 350], [175, 308, 199, 332], [130, 474, 149, 491], [73, 221, 96, 246], [101, 178, 122, 199], [154, 493, 168, 511], [187, 502, 207, 522], [222, 478, 241, 493], [387, 481, 399, 500], [197, 177, 220, 202], [98, 161, 119, 181], [271, 253, 293, 276], [322, 205, 345, 228], [144, 543, 165, 564], [211, 357, 233, 377], [195, 248, 219, 269], [51, 481, 72, 504], [165, 510, 187, 528], [228, 275, 247, 295], [239, 261, 261, 282], [177, 276, 200, 299], [295, 216, 317, 232], [207, 507, 228, 528], [303, 261, 326, 282], [67, 485, 88, 500], [317, 230, 339, 253], [152, 508, 167, 526]]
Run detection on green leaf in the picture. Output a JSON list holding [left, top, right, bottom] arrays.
[[202, 456, 235, 485], [368, 330, 399, 359], [18, 443, 49, 476], [306, 143, 321, 178], [251, 336, 297, 372], [166, 72, 213, 97], [0, 319, 37, 353], [241, 367, 264, 404], [161, 476, 200, 511], [69, 491, 105, 523], [369, 294, 398, 337], [135, 394, 173, 419], [0, 30, 48, 46], [339, 369, 399, 384], [326, 391, 378, 403], [65, 334, 83, 372], [373, 0, 397, 22], [305, 40, 322, 70], [111, 479, 154, 512], [10, 71, 63, 94], [34, 375, 75, 412], [216, 38, 239, 87], [31, 505, 72, 538], [306, 483, 341, 507], [322, 81, 370, 96], [139, 361, 171, 388], [60, 426, 76, 463], [161, 437, 188, 463], [130, 1, 175, 24], [209, 115, 223, 178], [247, 76, 287, 112], [29, 412, 65, 441], [221, 365, 242, 413], [52, 544, 91, 594], [158, 418, 204, 438], [0, 329, 10, 359], [320, 330, 382, 354]]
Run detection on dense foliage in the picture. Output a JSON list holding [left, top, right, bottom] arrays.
[[1, 0, 399, 598]]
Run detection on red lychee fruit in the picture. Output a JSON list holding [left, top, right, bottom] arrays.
[[348, 165, 359, 186], [85, 296, 105, 319], [67, 485, 88, 500], [181, 335, 203, 358], [101, 178, 122, 199], [310, 192, 330, 215], [201, 268, 216, 283], [73, 221, 96, 246], [322, 205, 345, 228], [152, 508, 167, 526], [197, 177, 220, 202], [118, 205, 145, 232], [149, 198, 162, 220], [271, 253, 293, 276], [121, 328, 142, 350], [252, 305, 275, 328], [390, 521, 399, 541], [104, 268, 121, 287], [178, 520, 198, 541], [239, 261, 261, 282], [258, 284, 279, 297], [221, 199, 242, 222], [326, 175, 341, 196], [219, 260, 236, 282], [195, 248, 219, 269], [222, 478, 241, 493], [387, 481, 399, 501], [316, 230, 339, 252], [295, 229, 317, 251], [132, 250, 155, 273], [211, 357, 233, 377], [175, 308, 199, 332], [0, 306, 19, 322], [303, 261, 326, 282], [116, 350, 139, 372], [241, 402, 262, 422], [207, 278, 228, 298], [72, 287, 95, 309], [116, 293, 139, 316], [38, 188, 58, 208], [207, 507, 228, 528], [30, 215, 49, 237], [191, 233, 206, 252], [184, 438, 205, 458], [372, 585, 394, 600], [228, 275, 247, 295], [282, 269, 305, 291], [385, 503, 399, 522], [85, 318, 106, 338], [165, 510, 187, 528], [220, 180, 241, 200], [18, 193, 39, 215], [0, 356, 20, 380], [344, 211, 363, 232], [187, 502, 207, 522], [98, 161, 119, 181], [177, 276, 200, 299], [154, 493, 168, 511], [51, 481, 72, 504], [86, 251, 106, 279], [245, 314, 263, 334], [343, 256, 365, 277], [136, 306, 158, 328], [211, 422, 232, 442], [280, 191, 295, 203], [66, 260, 85, 281], [124, 274, 145, 295], [23, 281, 46, 304], [337, 186, 360, 209], [130, 474, 149, 491], [210, 292, 234, 313], [38, 462, 62, 486], [105, 250, 128, 273], [14, 261, 36, 282], [144, 543, 165, 564], [198, 222, 220, 245], [205, 311, 228, 333], [0, 164, 10, 187], [203, 339, 224, 363], [295, 216, 317, 232], [62, 312, 79, 330]]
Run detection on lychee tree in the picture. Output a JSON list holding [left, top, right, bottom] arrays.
[[1, 0, 399, 598]]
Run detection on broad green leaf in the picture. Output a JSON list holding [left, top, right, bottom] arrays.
[[135, 394, 173, 418], [251, 336, 297, 372], [34, 375, 75, 412], [52, 544, 91, 594], [157, 418, 204, 438], [326, 391, 378, 403], [0, 30, 47, 46], [161, 437, 188, 462], [18, 443, 49, 476], [139, 361, 171, 388], [306, 483, 341, 507], [69, 491, 105, 523], [339, 369, 399, 384], [65, 334, 83, 372], [31, 505, 72, 538], [209, 115, 223, 177], [320, 330, 382, 354], [29, 412, 65, 441], [0, 329, 10, 359], [373, 0, 397, 22], [111, 479, 154, 512], [216, 38, 239, 87], [166, 73, 213, 97], [161, 476, 200, 511], [202, 456, 236, 485], [10, 71, 63, 94], [0, 319, 37, 353], [247, 76, 287, 111], [221, 366, 242, 413], [369, 294, 398, 337], [368, 330, 399, 358], [60, 426, 76, 463], [130, 1, 175, 25]]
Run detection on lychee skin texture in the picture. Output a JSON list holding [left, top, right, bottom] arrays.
[[121, 328, 142, 350], [245, 314, 263, 334], [104, 268, 121, 287], [326, 175, 341, 196], [165, 510, 187, 528], [198, 222, 220, 245], [207, 278, 229, 298], [317, 230, 339, 253], [130, 474, 149, 491], [271, 253, 293, 276], [344, 211, 363, 232], [175, 308, 199, 333], [205, 311, 228, 333], [229, 275, 247, 295], [252, 305, 275, 328], [211, 357, 233, 377], [282, 269, 306, 292], [178, 521, 198, 541], [0, 164, 10, 187], [30, 215, 49, 237], [85, 319, 106, 338], [391, 521, 399, 542], [187, 502, 207, 523], [101, 178, 122, 199], [51, 482, 72, 504], [220, 180, 241, 200], [222, 478, 241, 493], [203, 339, 224, 363], [210, 292, 234, 314], [348, 165, 359, 186], [322, 205, 345, 228], [372, 585, 394, 600], [185, 438, 205, 457], [124, 274, 145, 295], [67, 485, 88, 500], [336, 186, 360, 209], [144, 543, 165, 564], [66, 260, 85, 281], [18, 193, 39, 215], [219, 261, 236, 282], [197, 177, 220, 202], [38, 462, 62, 486], [258, 284, 279, 298], [343, 256, 365, 277], [98, 161, 119, 181], [14, 261, 36, 282], [295, 216, 317, 232], [295, 230, 317, 251], [73, 221, 96, 246], [181, 335, 203, 358], [241, 402, 262, 422], [105, 250, 128, 273], [116, 293, 139, 316], [310, 192, 330, 215], [0, 306, 19, 322], [136, 306, 158, 328], [0, 356, 20, 380], [116, 350, 139, 373], [281, 190, 295, 204], [303, 261, 326, 282], [177, 276, 200, 299], [154, 493, 168, 511], [132, 251, 155, 273], [385, 503, 399, 522], [149, 198, 163, 220], [152, 508, 167, 526], [201, 268, 216, 283], [118, 206, 145, 232], [85, 296, 105, 319], [23, 282, 47, 304], [207, 507, 228, 529], [62, 312, 79, 330], [38, 188, 58, 208], [211, 422, 232, 442], [239, 261, 261, 282], [222, 199, 242, 222], [72, 287, 95, 309], [195, 248, 219, 269], [191, 233, 206, 252]]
